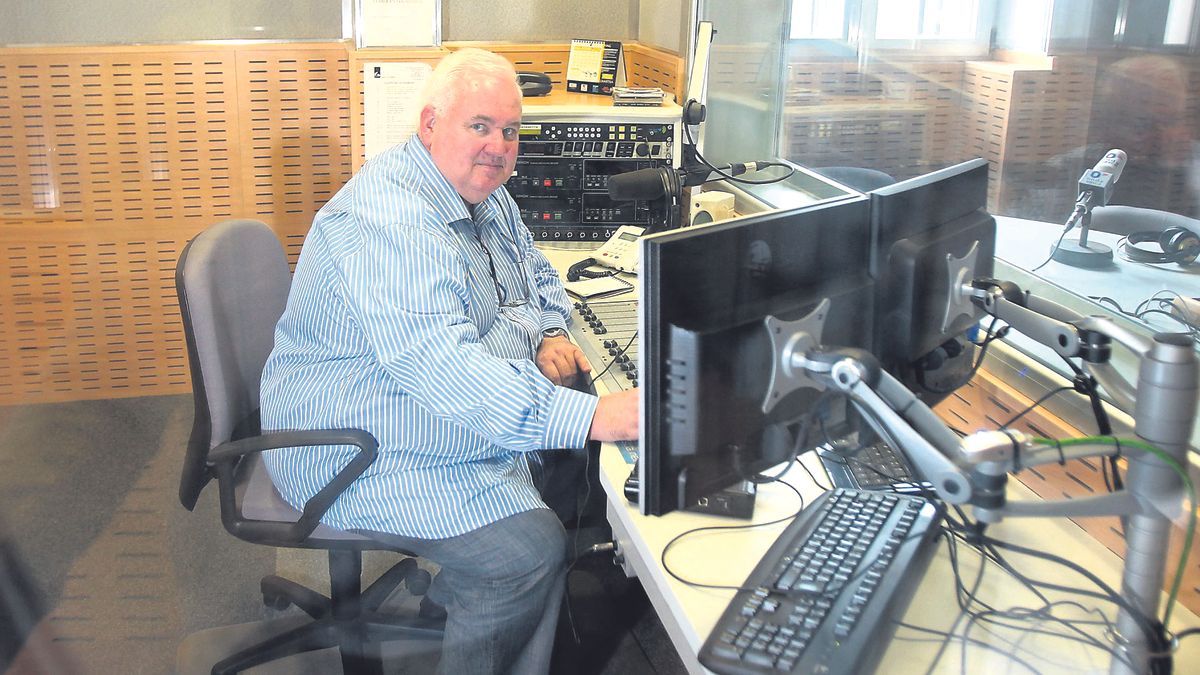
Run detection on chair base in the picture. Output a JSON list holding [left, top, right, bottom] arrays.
[[177, 616, 443, 675], [189, 551, 443, 674], [211, 614, 444, 675]]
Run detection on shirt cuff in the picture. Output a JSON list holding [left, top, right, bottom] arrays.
[[539, 311, 569, 334], [542, 385, 599, 450]]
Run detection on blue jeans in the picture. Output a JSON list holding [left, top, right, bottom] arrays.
[[360, 507, 568, 675]]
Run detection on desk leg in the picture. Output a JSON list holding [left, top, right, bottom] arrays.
[[606, 501, 638, 579]]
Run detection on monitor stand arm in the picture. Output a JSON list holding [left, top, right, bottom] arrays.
[[765, 279, 1198, 675]]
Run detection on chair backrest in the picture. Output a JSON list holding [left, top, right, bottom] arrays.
[[175, 219, 291, 510], [1089, 205, 1200, 237], [813, 166, 898, 193]]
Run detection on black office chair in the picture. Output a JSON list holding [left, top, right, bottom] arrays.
[[1089, 204, 1200, 237], [175, 219, 442, 674], [813, 166, 898, 192]]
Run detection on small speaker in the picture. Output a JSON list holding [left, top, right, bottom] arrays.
[[690, 190, 736, 227]]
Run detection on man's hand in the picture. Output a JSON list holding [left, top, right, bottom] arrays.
[[589, 388, 639, 442], [536, 335, 592, 386]]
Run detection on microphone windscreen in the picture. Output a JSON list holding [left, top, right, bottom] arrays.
[[608, 167, 671, 201]]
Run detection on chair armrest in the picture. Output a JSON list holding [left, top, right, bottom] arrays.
[[209, 429, 378, 541]]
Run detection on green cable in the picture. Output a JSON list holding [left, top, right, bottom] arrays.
[[1033, 436, 1197, 630]]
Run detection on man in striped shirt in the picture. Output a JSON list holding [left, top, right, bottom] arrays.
[[260, 48, 639, 673]]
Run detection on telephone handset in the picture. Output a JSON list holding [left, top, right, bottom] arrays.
[[517, 71, 552, 97], [566, 226, 645, 280]]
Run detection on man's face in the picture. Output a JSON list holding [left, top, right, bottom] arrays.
[[420, 75, 522, 204]]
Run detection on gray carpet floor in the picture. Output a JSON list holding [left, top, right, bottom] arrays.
[[0, 394, 685, 674]]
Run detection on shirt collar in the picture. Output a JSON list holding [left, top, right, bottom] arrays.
[[405, 135, 505, 229]]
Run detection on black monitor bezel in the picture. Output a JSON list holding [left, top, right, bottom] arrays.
[[869, 159, 995, 371], [637, 195, 873, 516]]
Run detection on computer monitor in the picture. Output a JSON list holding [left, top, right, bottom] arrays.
[[638, 196, 874, 516], [868, 159, 995, 392]]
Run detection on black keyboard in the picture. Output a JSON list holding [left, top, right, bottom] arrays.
[[818, 439, 931, 495], [698, 489, 943, 674]]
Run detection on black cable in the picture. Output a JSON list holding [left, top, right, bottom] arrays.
[[893, 621, 1043, 675], [918, 315, 1007, 395], [659, 479, 806, 591], [999, 385, 1074, 430], [978, 535, 1170, 672], [1051, 354, 1124, 493], [588, 330, 638, 387], [682, 121, 796, 185], [1032, 225, 1075, 273], [939, 507, 1141, 670], [965, 603, 1133, 670], [563, 444, 596, 644], [1137, 309, 1200, 338], [796, 457, 830, 491]]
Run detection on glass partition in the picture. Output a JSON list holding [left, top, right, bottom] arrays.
[[697, 0, 1199, 356], [0, 0, 348, 45]]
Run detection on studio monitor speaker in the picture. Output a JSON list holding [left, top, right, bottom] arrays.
[[690, 191, 736, 226]]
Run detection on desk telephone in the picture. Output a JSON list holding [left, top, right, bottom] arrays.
[[566, 225, 644, 280]]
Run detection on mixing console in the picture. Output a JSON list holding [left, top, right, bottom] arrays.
[[569, 296, 640, 463], [569, 297, 640, 393]]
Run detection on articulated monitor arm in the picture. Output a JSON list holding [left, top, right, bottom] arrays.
[[765, 281, 1197, 675], [766, 279, 1194, 520]]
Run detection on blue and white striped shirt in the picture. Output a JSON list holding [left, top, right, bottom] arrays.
[[260, 137, 599, 539]]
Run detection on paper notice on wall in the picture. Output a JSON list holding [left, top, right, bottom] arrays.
[[364, 62, 432, 161], [358, 0, 439, 47]]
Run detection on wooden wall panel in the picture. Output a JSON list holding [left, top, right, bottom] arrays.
[[0, 47, 246, 404], [1, 41, 683, 405], [961, 62, 1014, 213], [961, 57, 1099, 218], [623, 43, 684, 98], [0, 44, 352, 405], [234, 45, 354, 265]]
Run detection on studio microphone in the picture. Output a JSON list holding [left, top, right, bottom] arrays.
[[1049, 149, 1126, 269], [1076, 148, 1126, 209], [607, 162, 773, 201]]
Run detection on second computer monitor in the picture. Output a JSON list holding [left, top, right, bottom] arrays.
[[869, 158, 995, 381], [638, 196, 874, 517]]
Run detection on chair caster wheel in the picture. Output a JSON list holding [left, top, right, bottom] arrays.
[[408, 569, 432, 595], [263, 593, 291, 611]]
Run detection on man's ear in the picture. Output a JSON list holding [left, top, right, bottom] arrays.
[[418, 105, 436, 144]]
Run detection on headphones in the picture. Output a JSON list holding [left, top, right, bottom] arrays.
[[1120, 226, 1200, 266]]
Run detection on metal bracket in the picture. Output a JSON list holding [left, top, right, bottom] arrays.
[[941, 240, 979, 334], [762, 298, 829, 414]]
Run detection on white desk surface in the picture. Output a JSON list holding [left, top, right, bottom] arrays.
[[598, 449, 1200, 674], [539, 243, 1200, 674], [993, 215, 1199, 331]]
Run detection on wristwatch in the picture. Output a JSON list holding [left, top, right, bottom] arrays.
[[541, 327, 568, 340]]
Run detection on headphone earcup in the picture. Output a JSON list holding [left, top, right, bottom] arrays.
[[1122, 230, 1167, 264], [1161, 227, 1200, 265]]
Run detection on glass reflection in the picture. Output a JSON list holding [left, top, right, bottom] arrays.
[[698, 0, 1199, 348]]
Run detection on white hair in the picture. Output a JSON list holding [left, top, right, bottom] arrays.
[[419, 48, 520, 118]]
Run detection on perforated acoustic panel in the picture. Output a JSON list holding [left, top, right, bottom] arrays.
[[0, 44, 351, 405], [962, 58, 1098, 219], [935, 371, 1200, 617], [234, 46, 353, 265], [781, 58, 966, 181], [0, 48, 244, 403], [3, 42, 682, 405]]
